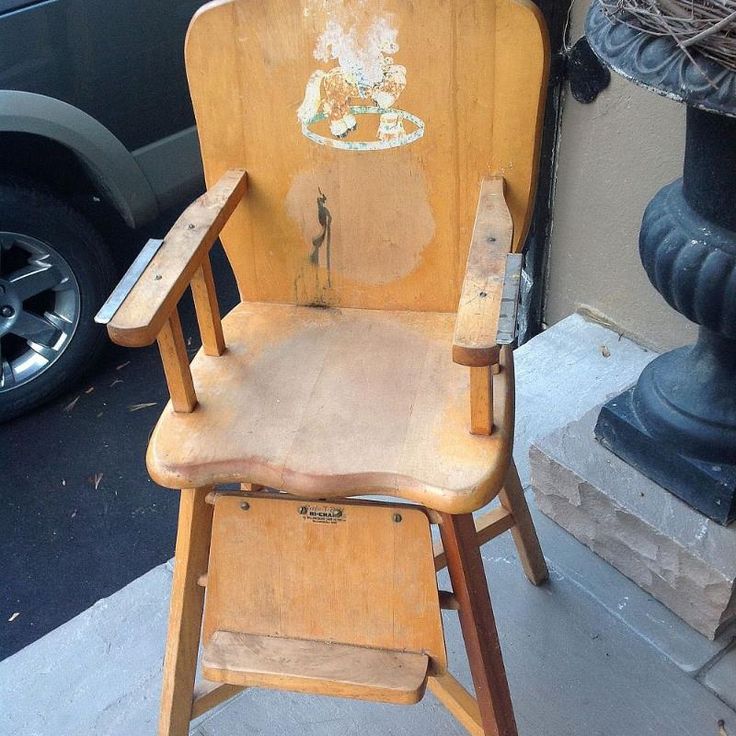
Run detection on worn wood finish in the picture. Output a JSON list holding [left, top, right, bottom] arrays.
[[112, 1, 552, 731], [499, 460, 549, 585], [158, 487, 214, 736], [190, 682, 244, 719], [428, 673, 484, 736], [157, 311, 197, 414], [202, 495, 446, 673], [185, 0, 548, 311], [203, 632, 431, 704], [108, 169, 247, 348], [440, 513, 518, 736], [147, 303, 514, 514], [453, 178, 514, 368], [470, 365, 495, 436], [191, 256, 226, 357], [433, 506, 514, 573]]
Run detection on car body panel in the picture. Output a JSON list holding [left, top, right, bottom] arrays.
[[0, 0, 206, 226], [0, 90, 158, 227], [132, 126, 202, 215], [0, 0, 203, 149]]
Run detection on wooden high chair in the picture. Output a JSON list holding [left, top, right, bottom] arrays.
[[97, 1, 550, 734]]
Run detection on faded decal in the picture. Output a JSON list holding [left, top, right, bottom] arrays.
[[297, 15, 424, 151]]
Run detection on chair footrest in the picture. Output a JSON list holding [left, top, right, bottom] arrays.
[[202, 631, 431, 704]]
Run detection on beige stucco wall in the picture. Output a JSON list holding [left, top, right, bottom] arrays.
[[544, 1, 698, 351]]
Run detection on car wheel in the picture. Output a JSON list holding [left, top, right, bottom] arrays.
[[0, 180, 116, 421]]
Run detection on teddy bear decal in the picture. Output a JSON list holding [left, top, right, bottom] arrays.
[[297, 16, 425, 151]]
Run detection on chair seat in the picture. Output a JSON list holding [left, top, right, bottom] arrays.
[[147, 302, 512, 513]]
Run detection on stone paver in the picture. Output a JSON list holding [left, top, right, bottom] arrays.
[[531, 406, 736, 640], [531, 508, 733, 674], [513, 314, 654, 484], [702, 644, 736, 711], [0, 565, 171, 736]]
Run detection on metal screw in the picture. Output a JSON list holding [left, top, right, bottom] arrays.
[[393, 513, 402, 523], [299, 506, 308, 515], [479, 291, 488, 298], [188, 223, 196, 230], [487, 236, 497, 243], [240, 501, 250, 511], [0, 305, 14, 318], [154, 274, 162, 281]]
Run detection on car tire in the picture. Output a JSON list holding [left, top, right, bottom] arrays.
[[0, 180, 116, 422]]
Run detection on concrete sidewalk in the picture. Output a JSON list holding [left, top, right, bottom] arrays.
[[2, 315, 734, 736]]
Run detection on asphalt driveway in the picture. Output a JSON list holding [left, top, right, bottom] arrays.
[[0, 229, 239, 660]]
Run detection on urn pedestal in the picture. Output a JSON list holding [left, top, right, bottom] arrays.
[[586, 3, 736, 525]]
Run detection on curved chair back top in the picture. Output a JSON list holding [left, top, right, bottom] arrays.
[[186, 0, 549, 311]]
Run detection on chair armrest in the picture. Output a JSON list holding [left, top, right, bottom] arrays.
[[101, 168, 248, 348], [452, 176, 520, 368]]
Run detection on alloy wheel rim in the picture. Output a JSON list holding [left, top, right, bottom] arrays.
[[0, 232, 81, 392]]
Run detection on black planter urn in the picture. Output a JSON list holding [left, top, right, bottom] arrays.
[[586, 2, 736, 525]]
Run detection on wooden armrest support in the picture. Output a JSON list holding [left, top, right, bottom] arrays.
[[454, 177, 523, 436], [452, 176, 515, 368], [105, 168, 248, 348]]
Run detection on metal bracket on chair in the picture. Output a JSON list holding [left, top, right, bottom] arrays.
[[495, 253, 523, 345], [94, 238, 164, 324]]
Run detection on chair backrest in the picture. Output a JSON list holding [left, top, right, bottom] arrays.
[[186, 0, 549, 312]]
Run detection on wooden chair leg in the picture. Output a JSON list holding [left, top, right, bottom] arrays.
[[159, 487, 214, 736], [498, 460, 548, 585], [440, 513, 518, 736], [428, 672, 484, 736]]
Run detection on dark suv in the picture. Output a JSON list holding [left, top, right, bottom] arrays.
[[0, 0, 205, 420]]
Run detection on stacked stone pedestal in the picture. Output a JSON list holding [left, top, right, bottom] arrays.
[[531, 407, 736, 639]]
